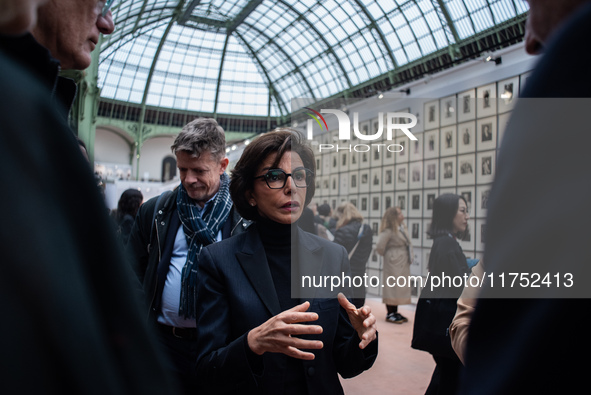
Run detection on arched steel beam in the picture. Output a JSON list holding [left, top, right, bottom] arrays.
[[234, 30, 290, 117]]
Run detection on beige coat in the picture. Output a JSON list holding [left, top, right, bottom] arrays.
[[449, 261, 484, 364], [375, 227, 413, 305]]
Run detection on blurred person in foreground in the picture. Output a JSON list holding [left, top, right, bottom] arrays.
[[460, 1, 591, 394], [194, 129, 378, 394], [0, 0, 179, 393]]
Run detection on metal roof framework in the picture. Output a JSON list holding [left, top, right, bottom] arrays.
[[98, 0, 528, 126]]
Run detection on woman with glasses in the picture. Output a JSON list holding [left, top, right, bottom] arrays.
[[194, 129, 378, 395], [412, 193, 471, 395]]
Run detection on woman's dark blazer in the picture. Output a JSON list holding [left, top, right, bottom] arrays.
[[194, 224, 378, 395]]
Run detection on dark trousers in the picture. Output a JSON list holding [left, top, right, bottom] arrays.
[[425, 355, 463, 395], [156, 327, 199, 395]]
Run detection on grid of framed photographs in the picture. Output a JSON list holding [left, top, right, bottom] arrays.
[[312, 74, 524, 296]]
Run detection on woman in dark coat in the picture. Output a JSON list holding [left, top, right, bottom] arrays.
[[332, 202, 373, 308], [194, 130, 378, 394], [412, 194, 471, 395]]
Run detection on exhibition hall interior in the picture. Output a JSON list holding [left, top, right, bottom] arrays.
[[82, 0, 531, 300]]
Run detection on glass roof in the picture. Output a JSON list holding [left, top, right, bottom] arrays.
[[98, 0, 528, 118]]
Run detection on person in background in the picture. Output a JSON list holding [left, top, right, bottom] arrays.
[[375, 207, 413, 324], [115, 188, 143, 246], [0, 0, 179, 393], [333, 202, 373, 308], [126, 117, 249, 394], [317, 202, 337, 233], [460, 1, 591, 394], [194, 129, 377, 394], [412, 194, 471, 395]]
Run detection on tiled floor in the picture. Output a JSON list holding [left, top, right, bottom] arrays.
[[340, 298, 435, 395]]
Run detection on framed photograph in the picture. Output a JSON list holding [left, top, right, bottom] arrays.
[[395, 163, 409, 190], [330, 152, 338, 173], [322, 152, 331, 175], [359, 170, 370, 193], [384, 193, 395, 213], [329, 174, 339, 195], [424, 100, 440, 130], [339, 172, 349, 196], [348, 195, 358, 210], [423, 189, 438, 219], [349, 171, 359, 194], [458, 89, 476, 123], [477, 151, 496, 184], [408, 219, 422, 246], [410, 247, 422, 277], [476, 83, 497, 118], [476, 116, 497, 151], [370, 167, 382, 190], [371, 145, 382, 167], [476, 219, 487, 252], [498, 112, 511, 148], [395, 191, 407, 213], [359, 149, 371, 169], [424, 129, 439, 159], [457, 121, 476, 154], [440, 125, 457, 157], [422, 219, 433, 249], [457, 187, 475, 217], [395, 136, 409, 163], [423, 159, 439, 189], [359, 194, 369, 217], [340, 151, 349, 172], [409, 162, 423, 190], [476, 184, 492, 218], [440, 95, 457, 127], [409, 132, 424, 162], [382, 166, 394, 191], [459, 218, 476, 252], [393, 108, 412, 138], [498, 76, 519, 114], [350, 150, 360, 170], [315, 157, 322, 176], [440, 158, 456, 187], [457, 154, 476, 186], [409, 192, 422, 217], [370, 193, 381, 217], [318, 175, 329, 197]]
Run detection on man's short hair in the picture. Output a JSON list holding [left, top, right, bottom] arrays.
[[317, 203, 331, 216], [171, 118, 225, 160]]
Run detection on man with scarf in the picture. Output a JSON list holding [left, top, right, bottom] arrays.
[[127, 117, 250, 394]]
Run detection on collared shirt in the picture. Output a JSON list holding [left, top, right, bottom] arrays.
[[157, 195, 222, 328]]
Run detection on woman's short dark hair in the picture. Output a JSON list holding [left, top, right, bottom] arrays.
[[428, 193, 469, 240], [117, 189, 143, 222], [230, 128, 316, 221]]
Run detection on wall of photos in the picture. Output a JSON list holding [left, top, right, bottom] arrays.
[[308, 45, 534, 297]]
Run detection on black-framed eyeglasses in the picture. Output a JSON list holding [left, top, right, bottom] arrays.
[[254, 168, 313, 189], [101, 0, 117, 17]]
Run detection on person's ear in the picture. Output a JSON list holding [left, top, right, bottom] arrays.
[[219, 157, 229, 174]]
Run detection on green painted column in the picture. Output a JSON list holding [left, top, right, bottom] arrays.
[[75, 37, 102, 164]]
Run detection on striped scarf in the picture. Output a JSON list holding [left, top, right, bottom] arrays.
[[176, 172, 232, 318]]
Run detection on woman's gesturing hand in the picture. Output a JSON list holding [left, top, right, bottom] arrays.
[[338, 293, 377, 349], [247, 301, 324, 360]]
